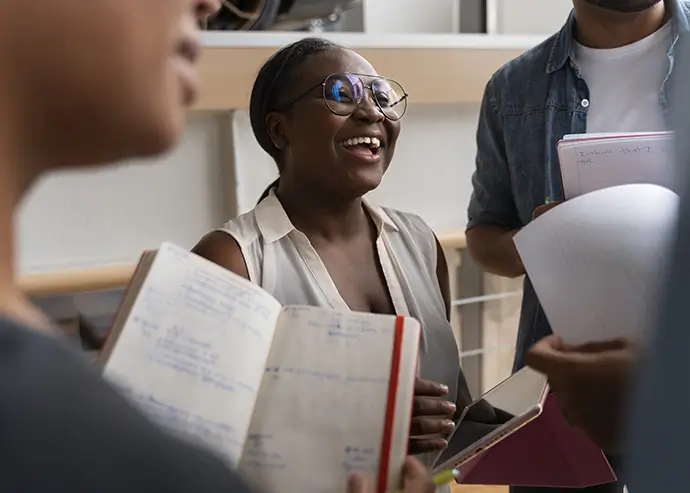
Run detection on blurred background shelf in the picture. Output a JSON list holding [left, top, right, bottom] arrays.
[[194, 33, 539, 111]]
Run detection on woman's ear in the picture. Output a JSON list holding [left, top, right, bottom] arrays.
[[266, 112, 288, 151]]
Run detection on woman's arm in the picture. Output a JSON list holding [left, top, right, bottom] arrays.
[[192, 231, 250, 280]]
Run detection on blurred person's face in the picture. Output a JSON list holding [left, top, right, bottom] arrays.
[[581, 0, 663, 12], [0, 0, 219, 170]]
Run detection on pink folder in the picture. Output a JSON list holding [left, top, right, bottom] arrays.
[[456, 394, 617, 487]]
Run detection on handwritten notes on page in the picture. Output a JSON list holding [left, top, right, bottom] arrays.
[[239, 306, 420, 493], [558, 132, 675, 199], [103, 242, 282, 465], [514, 184, 679, 346]]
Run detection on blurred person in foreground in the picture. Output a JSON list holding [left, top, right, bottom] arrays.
[[527, 29, 690, 493], [0, 2, 432, 492]]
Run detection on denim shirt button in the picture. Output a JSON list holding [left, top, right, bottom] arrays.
[[581, 98, 590, 108]]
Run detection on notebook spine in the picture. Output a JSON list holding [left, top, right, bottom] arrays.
[[376, 316, 405, 493], [97, 249, 151, 361]]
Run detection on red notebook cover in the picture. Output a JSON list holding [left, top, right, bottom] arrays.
[[456, 394, 617, 487], [377, 316, 406, 493]]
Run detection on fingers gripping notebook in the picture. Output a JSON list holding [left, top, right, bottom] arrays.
[[99, 242, 421, 493]]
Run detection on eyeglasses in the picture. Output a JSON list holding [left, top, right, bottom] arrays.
[[280, 72, 409, 121]]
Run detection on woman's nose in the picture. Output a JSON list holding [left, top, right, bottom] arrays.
[[352, 90, 385, 122]]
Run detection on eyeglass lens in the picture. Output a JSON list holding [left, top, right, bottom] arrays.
[[323, 73, 407, 121]]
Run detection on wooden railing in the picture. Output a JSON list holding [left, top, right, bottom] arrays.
[[18, 230, 467, 298]]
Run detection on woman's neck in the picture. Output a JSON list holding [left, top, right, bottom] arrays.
[[573, 0, 667, 49], [276, 179, 370, 242]]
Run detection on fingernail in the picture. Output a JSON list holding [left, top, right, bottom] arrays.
[[439, 384, 449, 393], [444, 402, 456, 411], [443, 420, 455, 429]]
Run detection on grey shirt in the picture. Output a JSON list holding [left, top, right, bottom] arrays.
[[0, 317, 252, 493]]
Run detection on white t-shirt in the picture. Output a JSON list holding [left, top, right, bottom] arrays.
[[573, 21, 673, 134]]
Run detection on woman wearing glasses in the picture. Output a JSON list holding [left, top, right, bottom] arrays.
[[193, 37, 493, 466]]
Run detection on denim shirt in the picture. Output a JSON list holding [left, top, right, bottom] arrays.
[[467, 0, 690, 370]]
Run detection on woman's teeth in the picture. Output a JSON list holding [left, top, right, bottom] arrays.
[[341, 136, 382, 149]]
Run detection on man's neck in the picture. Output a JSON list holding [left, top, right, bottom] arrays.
[[573, 1, 668, 49]]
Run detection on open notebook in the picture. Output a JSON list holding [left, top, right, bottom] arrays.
[[557, 131, 675, 199], [99, 242, 421, 493]]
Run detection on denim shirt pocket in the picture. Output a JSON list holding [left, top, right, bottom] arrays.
[[503, 101, 588, 223]]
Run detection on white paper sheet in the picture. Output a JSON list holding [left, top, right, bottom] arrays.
[[104, 243, 282, 465], [514, 184, 679, 346], [240, 306, 420, 493]]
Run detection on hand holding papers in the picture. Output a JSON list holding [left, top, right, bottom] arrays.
[[514, 184, 679, 346]]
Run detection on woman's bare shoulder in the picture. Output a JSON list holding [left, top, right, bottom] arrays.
[[192, 230, 249, 280]]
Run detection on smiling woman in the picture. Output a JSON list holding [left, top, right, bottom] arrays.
[[192, 37, 500, 472]]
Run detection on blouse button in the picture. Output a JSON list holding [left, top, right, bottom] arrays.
[[581, 99, 590, 108]]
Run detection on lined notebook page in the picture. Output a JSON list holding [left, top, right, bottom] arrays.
[[558, 132, 675, 199], [239, 306, 420, 493], [104, 243, 282, 465], [514, 185, 678, 346]]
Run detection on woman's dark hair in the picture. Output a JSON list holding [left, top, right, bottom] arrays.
[[250, 37, 342, 205]]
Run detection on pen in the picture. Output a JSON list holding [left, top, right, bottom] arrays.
[[432, 468, 460, 487], [391, 468, 460, 493]]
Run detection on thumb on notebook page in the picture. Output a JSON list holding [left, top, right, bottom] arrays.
[[347, 471, 371, 493], [346, 457, 433, 493], [401, 457, 435, 493]]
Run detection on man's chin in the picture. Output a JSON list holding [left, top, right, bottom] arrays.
[[129, 111, 185, 159], [584, 0, 663, 13]]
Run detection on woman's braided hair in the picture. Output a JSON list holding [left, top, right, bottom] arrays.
[[250, 37, 342, 204]]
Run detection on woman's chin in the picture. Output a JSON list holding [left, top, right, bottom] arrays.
[[343, 172, 385, 198]]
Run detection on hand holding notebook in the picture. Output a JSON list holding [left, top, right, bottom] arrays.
[[100, 242, 421, 493], [408, 378, 456, 454]]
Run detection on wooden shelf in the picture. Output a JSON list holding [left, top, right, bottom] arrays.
[[194, 32, 538, 111], [18, 230, 466, 298]]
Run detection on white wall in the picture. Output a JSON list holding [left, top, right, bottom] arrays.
[[16, 114, 235, 274], [489, 0, 572, 35], [363, 0, 459, 33], [15, 0, 573, 275], [16, 104, 481, 274], [232, 105, 480, 231]]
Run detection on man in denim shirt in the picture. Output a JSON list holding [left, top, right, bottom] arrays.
[[466, 0, 690, 492]]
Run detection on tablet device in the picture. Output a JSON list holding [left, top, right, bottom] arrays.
[[432, 366, 549, 474]]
